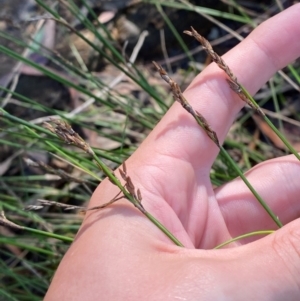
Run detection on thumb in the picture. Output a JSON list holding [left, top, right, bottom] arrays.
[[225, 219, 300, 299], [179, 220, 300, 299]]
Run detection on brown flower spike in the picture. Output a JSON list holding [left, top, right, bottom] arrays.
[[153, 61, 220, 147], [184, 27, 264, 115], [44, 119, 93, 154]]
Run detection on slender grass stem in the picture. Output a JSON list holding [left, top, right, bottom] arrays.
[[22, 227, 73, 243], [91, 154, 184, 247], [153, 61, 283, 229], [220, 146, 282, 227], [155, 3, 194, 63], [0, 238, 59, 256], [287, 64, 300, 84], [240, 85, 300, 161], [1, 107, 183, 246], [264, 116, 300, 159], [0, 212, 73, 243], [144, 211, 184, 247], [214, 230, 275, 249], [193, 112, 283, 228], [33, 0, 167, 110], [24, 126, 102, 181], [0, 108, 103, 182], [146, 0, 249, 23]]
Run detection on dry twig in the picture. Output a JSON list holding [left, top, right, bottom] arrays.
[[0, 211, 23, 230], [25, 199, 84, 211]]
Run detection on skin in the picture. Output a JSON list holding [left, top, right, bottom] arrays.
[[45, 5, 300, 301]]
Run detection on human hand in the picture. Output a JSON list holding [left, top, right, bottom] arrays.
[[45, 5, 300, 300]]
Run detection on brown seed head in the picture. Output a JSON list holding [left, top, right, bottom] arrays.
[[43, 119, 93, 154]]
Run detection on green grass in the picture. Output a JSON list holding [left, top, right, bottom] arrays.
[[0, 0, 299, 299]]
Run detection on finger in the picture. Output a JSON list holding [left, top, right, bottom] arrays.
[[222, 220, 300, 299], [192, 220, 300, 299], [133, 4, 300, 170], [215, 154, 300, 237]]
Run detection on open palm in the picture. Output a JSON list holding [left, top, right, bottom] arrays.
[[46, 5, 300, 300]]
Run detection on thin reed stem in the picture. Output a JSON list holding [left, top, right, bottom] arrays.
[[219, 146, 282, 227], [42, 119, 184, 247], [240, 85, 300, 161], [214, 230, 275, 249], [184, 27, 300, 161], [0, 211, 73, 243], [153, 61, 283, 228], [22, 226, 73, 243], [0, 109, 184, 246], [91, 154, 184, 247]]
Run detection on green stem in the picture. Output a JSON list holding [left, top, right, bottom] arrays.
[[240, 85, 300, 161], [33, 0, 167, 110], [22, 126, 102, 181], [156, 3, 194, 63], [220, 146, 282, 228], [0, 108, 184, 247], [214, 230, 274, 249], [287, 64, 300, 84], [0, 108, 100, 179], [264, 116, 300, 160], [23, 226, 73, 243], [144, 211, 184, 247], [91, 155, 184, 247], [192, 113, 282, 228], [0, 237, 59, 255]]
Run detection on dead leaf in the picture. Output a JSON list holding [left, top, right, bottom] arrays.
[[253, 114, 300, 151]]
